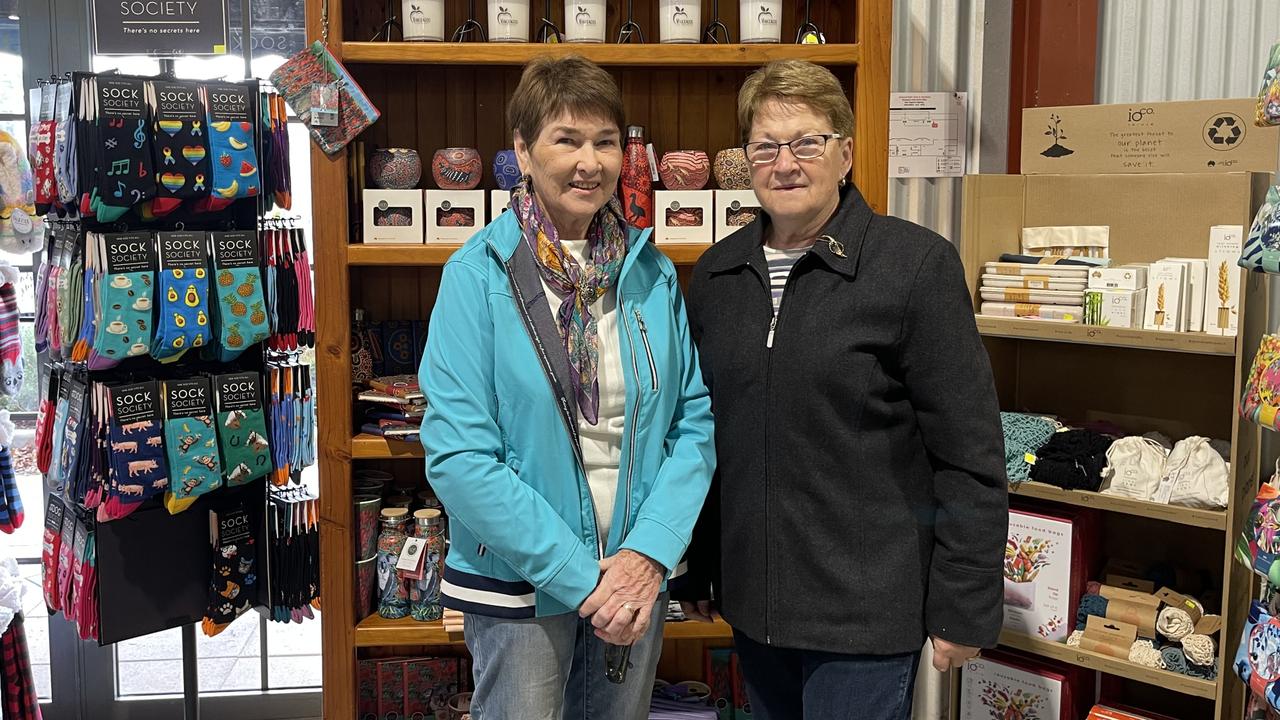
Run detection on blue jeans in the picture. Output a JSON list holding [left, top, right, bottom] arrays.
[[463, 593, 668, 720], [733, 629, 920, 720]]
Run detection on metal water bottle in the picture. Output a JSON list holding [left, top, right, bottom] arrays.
[[621, 126, 653, 229]]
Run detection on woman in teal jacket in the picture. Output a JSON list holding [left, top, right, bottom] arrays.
[[419, 55, 716, 720]]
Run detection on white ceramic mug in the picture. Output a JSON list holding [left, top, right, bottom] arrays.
[[402, 0, 445, 40], [739, 0, 780, 42], [488, 0, 531, 41], [659, 0, 701, 43], [564, 0, 606, 42]]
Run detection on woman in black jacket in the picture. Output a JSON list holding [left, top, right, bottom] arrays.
[[675, 60, 1009, 720]]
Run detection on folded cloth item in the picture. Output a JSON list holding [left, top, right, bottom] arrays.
[[999, 253, 1110, 267], [1030, 429, 1113, 491]]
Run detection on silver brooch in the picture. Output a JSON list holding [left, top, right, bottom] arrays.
[[820, 235, 845, 257]]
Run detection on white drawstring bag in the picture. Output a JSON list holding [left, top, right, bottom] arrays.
[[1100, 437, 1169, 501], [1155, 436, 1230, 509]]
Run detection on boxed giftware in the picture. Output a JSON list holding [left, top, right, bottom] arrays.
[[425, 190, 486, 244], [714, 190, 762, 242], [655, 190, 714, 244], [362, 189, 424, 244], [490, 190, 513, 220]]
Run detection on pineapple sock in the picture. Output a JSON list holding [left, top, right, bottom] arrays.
[[151, 232, 211, 363], [163, 377, 222, 515], [197, 83, 258, 214], [88, 232, 156, 369], [214, 372, 272, 486], [211, 232, 269, 361]]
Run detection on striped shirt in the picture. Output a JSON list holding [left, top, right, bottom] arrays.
[[764, 244, 811, 347]]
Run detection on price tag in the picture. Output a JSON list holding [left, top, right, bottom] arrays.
[[1023, 453, 1037, 466], [310, 83, 339, 127], [646, 143, 659, 183], [396, 537, 427, 573]]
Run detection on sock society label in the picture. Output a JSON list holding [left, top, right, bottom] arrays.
[[111, 380, 161, 426], [165, 377, 212, 419], [98, 77, 146, 119], [215, 371, 262, 412], [157, 231, 207, 270], [206, 83, 251, 123], [217, 506, 253, 546], [153, 80, 202, 123], [104, 232, 156, 274], [211, 231, 259, 268]]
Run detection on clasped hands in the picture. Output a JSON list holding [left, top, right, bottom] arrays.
[[578, 549, 664, 645]]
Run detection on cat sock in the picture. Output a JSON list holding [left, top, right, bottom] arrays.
[[147, 80, 210, 217], [163, 377, 222, 514], [92, 77, 153, 222], [151, 232, 210, 363], [202, 503, 257, 636], [88, 232, 156, 369], [197, 83, 258, 214], [214, 372, 272, 486], [211, 231, 269, 361], [98, 381, 169, 521], [0, 263, 22, 396]]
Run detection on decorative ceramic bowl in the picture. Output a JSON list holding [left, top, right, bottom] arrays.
[[658, 150, 710, 190], [713, 148, 752, 190], [492, 149, 523, 191], [368, 148, 422, 189], [432, 147, 483, 190]]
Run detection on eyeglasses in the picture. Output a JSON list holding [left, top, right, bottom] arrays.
[[743, 133, 842, 164]]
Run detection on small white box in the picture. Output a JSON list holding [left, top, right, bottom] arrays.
[[1205, 225, 1244, 337], [1164, 257, 1207, 332], [1087, 265, 1147, 290], [490, 190, 512, 220], [713, 190, 762, 242], [362, 189, 424, 244], [1143, 262, 1188, 332], [654, 190, 713, 244], [424, 190, 487, 244], [1084, 288, 1146, 328]]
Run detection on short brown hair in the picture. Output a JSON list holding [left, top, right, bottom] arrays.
[[508, 55, 625, 144], [737, 60, 855, 141]]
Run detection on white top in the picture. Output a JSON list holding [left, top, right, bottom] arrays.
[[763, 244, 811, 347], [541, 240, 625, 542]]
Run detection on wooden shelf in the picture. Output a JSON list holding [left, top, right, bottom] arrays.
[[355, 614, 733, 647], [975, 316, 1238, 356], [352, 433, 425, 459], [997, 631, 1218, 699], [1009, 481, 1226, 530], [342, 42, 861, 67], [347, 243, 711, 266]]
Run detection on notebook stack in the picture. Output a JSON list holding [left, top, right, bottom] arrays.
[[979, 256, 1091, 323], [356, 374, 424, 442]]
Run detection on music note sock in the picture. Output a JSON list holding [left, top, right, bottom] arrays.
[[163, 377, 222, 515], [0, 263, 24, 397], [214, 372, 272, 487], [197, 83, 259, 214], [211, 232, 269, 361], [88, 233, 156, 370], [147, 80, 210, 217], [98, 381, 169, 522], [202, 503, 256, 637], [92, 77, 153, 222], [151, 232, 210, 363]]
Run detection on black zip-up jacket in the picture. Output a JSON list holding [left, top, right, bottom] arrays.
[[675, 184, 1009, 654]]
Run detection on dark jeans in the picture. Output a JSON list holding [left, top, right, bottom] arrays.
[[733, 629, 921, 720]]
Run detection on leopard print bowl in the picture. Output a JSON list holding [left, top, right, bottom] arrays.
[[713, 148, 752, 190]]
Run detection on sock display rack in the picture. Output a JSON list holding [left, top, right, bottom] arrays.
[[303, 0, 891, 715], [950, 171, 1271, 720]]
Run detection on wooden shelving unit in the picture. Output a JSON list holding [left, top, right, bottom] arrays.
[[955, 171, 1271, 720], [308, 0, 893, 716]]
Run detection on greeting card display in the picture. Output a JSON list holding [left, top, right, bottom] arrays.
[[1004, 505, 1096, 642]]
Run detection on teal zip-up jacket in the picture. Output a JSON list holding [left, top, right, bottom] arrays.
[[418, 210, 716, 619]]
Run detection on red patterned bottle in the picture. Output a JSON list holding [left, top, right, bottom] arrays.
[[621, 125, 653, 229]]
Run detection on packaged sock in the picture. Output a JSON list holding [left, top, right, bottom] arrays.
[[91, 76, 153, 222], [41, 495, 67, 612], [69, 238, 97, 364], [152, 231, 210, 363], [82, 382, 107, 512], [58, 376, 90, 505], [0, 263, 23, 396], [214, 371, 272, 486], [30, 83, 56, 213], [197, 82, 259, 213], [35, 371, 56, 474], [202, 502, 257, 637], [147, 80, 210, 216], [57, 239, 84, 358], [88, 232, 156, 369], [163, 376, 222, 514], [55, 510, 77, 614], [211, 231, 269, 361], [54, 79, 76, 206], [98, 380, 169, 522]]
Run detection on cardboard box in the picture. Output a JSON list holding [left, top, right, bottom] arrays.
[[1143, 262, 1188, 332], [1164, 258, 1207, 332], [362, 189, 424, 244], [490, 189, 512, 219], [1087, 265, 1147, 291], [1021, 98, 1280, 175], [714, 190, 762, 242], [1083, 288, 1146, 329], [425, 190, 486, 244], [655, 190, 714, 243], [1204, 225, 1244, 336]]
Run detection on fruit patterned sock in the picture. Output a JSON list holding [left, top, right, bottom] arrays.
[[163, 377, 222, 515], [147, 80, 210, 217], [214, 371, 272, 486], [98, 381, 169, 522], [0, 411, 19, 533], [90, 76, 153, 222], [151, 232, 210, 363], [211, 231, 269, 361], [0, 263, 22, 396], [197, 83, 258, 214], [88, 232, 155, 369], [202, 503, 257, 637]]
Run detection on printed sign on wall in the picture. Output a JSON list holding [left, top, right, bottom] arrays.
[[93, 0, 229, 57]]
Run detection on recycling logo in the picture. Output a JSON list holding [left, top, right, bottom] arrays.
[[1204, 112, 1245, 151]]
